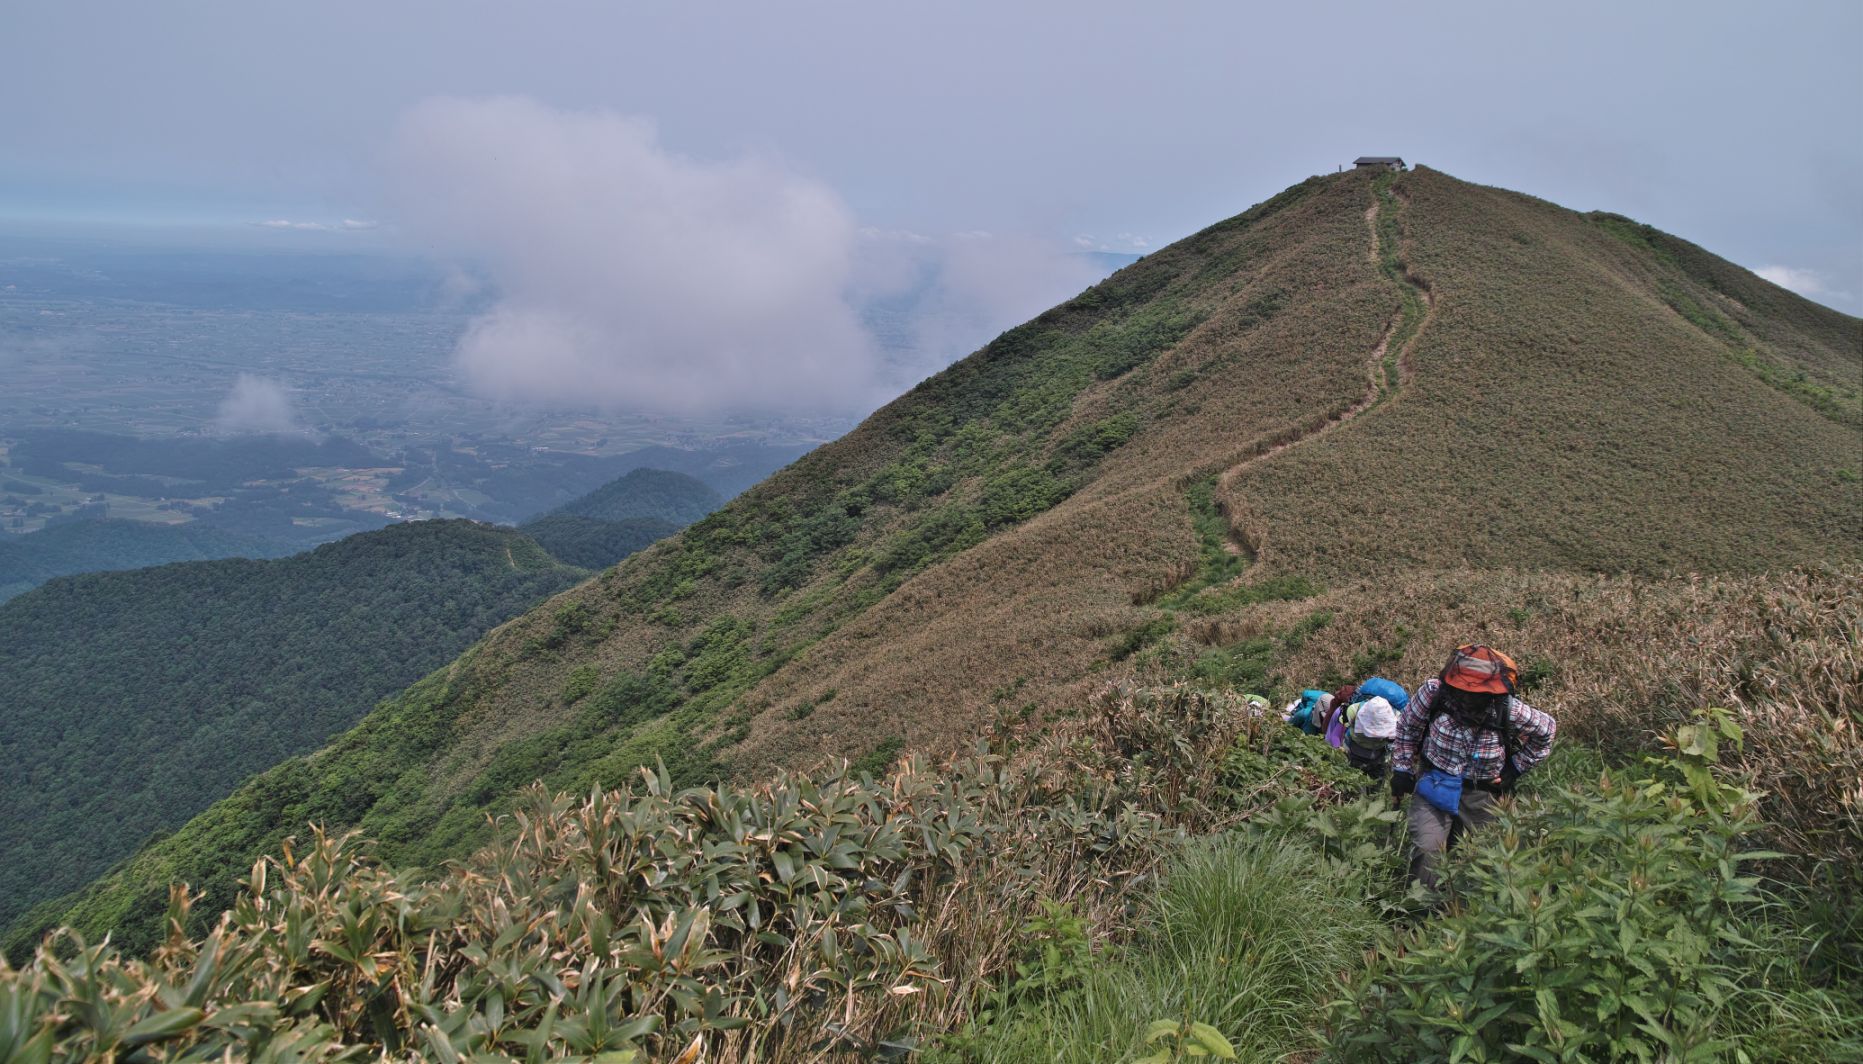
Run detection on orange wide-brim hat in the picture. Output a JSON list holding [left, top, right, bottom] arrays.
[[1441, 644, 1518, 695]]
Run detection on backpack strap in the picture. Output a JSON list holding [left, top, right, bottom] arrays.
[[1425, 677, 1519, 779], [1496, 667, 1519, 769], [1496, 699, 1518, 772]]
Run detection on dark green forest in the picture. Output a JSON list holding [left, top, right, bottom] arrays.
[[517, 513, 680, 570], [514, 468, 718, 569], [544, 467, 722, 524], [0, 518, 295, 602], [0, 519, 584, 929]]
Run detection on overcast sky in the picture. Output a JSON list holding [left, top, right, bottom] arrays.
[[2, 0, 1856, 414]]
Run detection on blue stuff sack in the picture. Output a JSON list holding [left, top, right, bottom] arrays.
[[1355, 676, 1410, 712], [1417, 768, 1463, 815]]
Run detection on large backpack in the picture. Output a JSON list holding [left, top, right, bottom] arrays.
[[1284, 689, 1332, 734], [1324, 678, 1405, 748]]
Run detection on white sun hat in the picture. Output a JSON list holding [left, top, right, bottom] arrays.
[[1354, 696, 1399, 741]]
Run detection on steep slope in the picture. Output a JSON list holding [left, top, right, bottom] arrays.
[[6, 566, 1854, 1059], [0, 518, 294, 602], [0, 520, 584, 930], [21, 168, 1860, 954], [1221, 167, 1862, 577]]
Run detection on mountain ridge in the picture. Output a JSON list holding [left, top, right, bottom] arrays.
[[516, 467, 722, 569], [14, 166, 1858, 954], [542, 467, 723, 525]]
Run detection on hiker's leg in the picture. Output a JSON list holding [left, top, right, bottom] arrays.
[[1456, 790, 1499, 835], [1406, 798, 1454, 892], [1433, 790, 1499, 895]]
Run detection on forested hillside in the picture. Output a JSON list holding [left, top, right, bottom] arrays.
[[544, 467, 722, 524], [17, 166, 1859, 959], [0, 518, 293, 602], [0, 520, 584, 930], [518, 514, 679, 570], [517, 468, 721, 569]]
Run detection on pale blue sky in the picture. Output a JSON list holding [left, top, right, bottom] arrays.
[[4, 0, 1858, 317]]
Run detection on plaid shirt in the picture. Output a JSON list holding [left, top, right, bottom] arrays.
[[1391, 678, 1556, 782]]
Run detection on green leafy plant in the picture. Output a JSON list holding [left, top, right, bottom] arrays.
[[1136, 1016, 1238, 1062], [1328, 708, 1854, 1062]]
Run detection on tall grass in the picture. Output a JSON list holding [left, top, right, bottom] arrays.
[[947, 836, 1389, 1063]]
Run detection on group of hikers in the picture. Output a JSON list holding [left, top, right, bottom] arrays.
[[1280, 644, 1557, 891]]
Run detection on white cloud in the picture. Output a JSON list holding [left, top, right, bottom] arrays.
[[213, 374, 305, 435], [1753, 264, 1844, 300], [382, 96, 1137, 414], [254, 218, 379, 232], [853, 229, 1107, 388], [1069, 232, 1153, 253], [386, 96, 881, 414]]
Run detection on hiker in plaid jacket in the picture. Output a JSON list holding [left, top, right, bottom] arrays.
[[1390, 678, 1556, 786], [1389, 645, 1557, 893]]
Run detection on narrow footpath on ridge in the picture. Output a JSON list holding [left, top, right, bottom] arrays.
[[1213, 173, 1437, 561]]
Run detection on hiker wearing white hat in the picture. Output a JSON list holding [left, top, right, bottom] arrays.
[[1343, 695, 1399, 779]]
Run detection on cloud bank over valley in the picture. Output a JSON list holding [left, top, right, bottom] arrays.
[[386, 97, 1114, 418]]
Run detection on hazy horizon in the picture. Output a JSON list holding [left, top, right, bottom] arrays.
[[4, 0, 1859, 421]]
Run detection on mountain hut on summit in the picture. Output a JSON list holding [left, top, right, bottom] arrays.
[[1354, 156, 1406, 171]]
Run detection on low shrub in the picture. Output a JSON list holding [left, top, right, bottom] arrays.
[[1328, 710, 1863, 1062], [0, 683, 1267, 1062]]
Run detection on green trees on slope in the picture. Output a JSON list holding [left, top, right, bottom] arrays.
[[518, 513, 680, 570], [518, 468, 721, 570], [0, 520, 584, 931], [544, 467, 722, 524], [0, 518, 295, 602]]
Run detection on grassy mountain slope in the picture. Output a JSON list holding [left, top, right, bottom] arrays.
[[1221, 167, 1862, 578], [0, 520, 584, 931], [5, 565, 1856, 1059], [19, 168, 1860, 955], [0, 518, 294, 602]]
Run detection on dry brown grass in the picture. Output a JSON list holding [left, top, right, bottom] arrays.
[[1194, 565, 1863, 869], [1223, 167, 1862, 581]]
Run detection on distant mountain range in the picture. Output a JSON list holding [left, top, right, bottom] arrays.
[[0, 436, 809, 600]]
